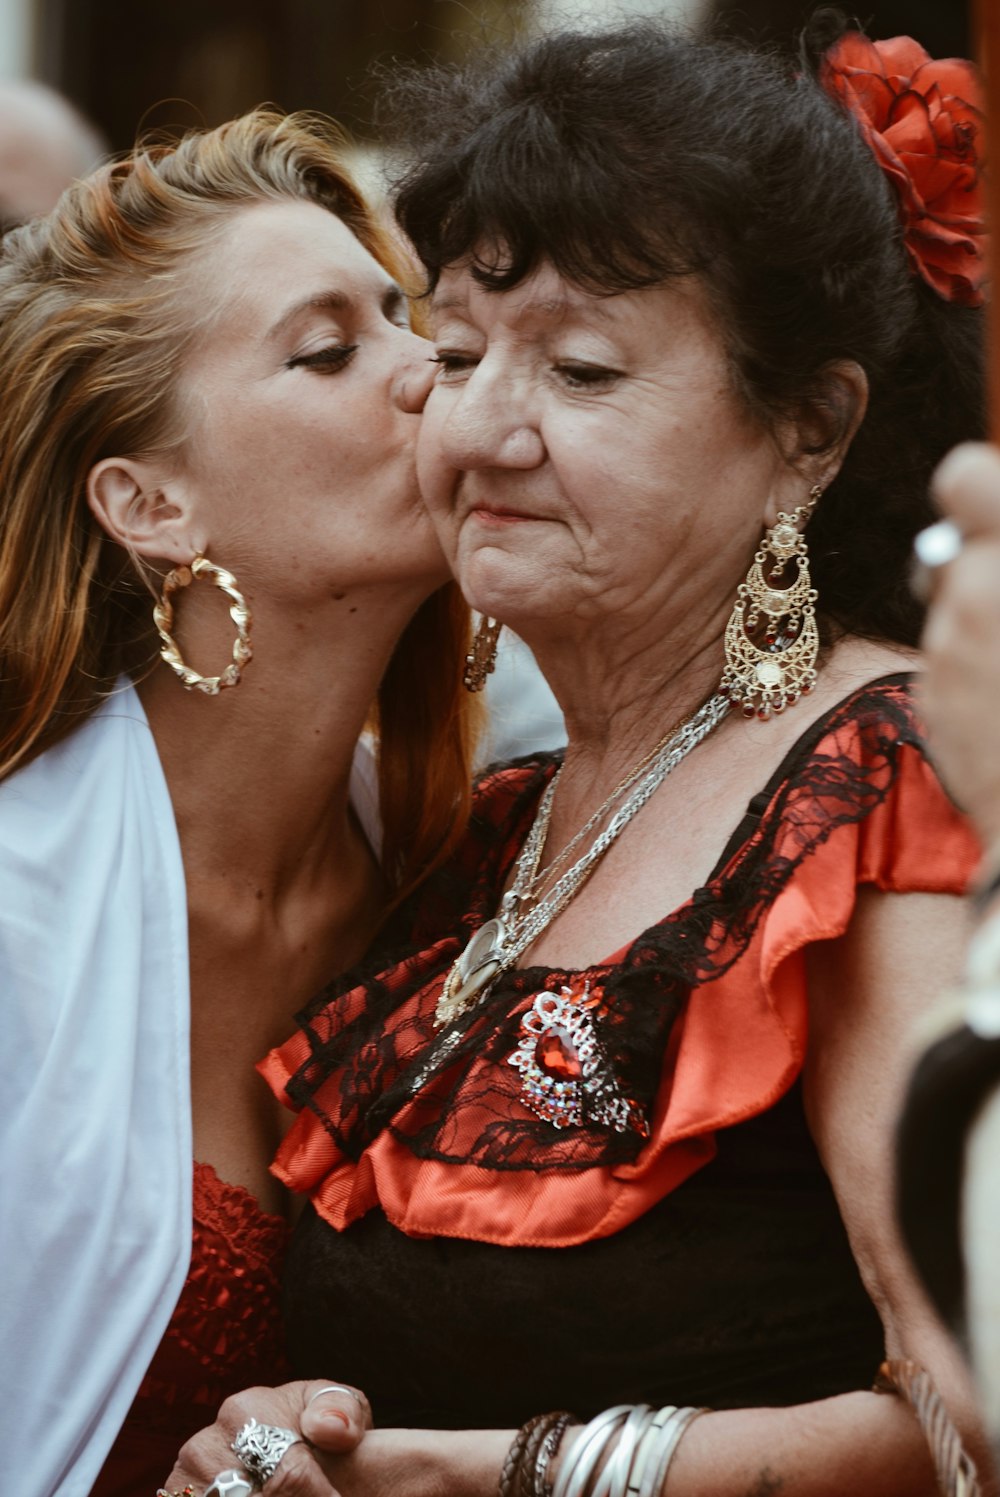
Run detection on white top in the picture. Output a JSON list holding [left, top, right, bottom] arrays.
[[481, 632, 565, 763], [0, 685, 381, 1496], [0, 685, 191, 1497]]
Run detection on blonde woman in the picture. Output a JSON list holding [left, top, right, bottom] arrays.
[[0, 112, 476, 1497]]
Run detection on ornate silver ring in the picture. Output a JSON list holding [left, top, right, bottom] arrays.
[[231, 1418, 303, 1486], [204, 1472, 255, 1497]]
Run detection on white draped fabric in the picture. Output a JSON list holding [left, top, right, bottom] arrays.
[[0, 685, 191, 1497], [0, 683, 381, 1496]]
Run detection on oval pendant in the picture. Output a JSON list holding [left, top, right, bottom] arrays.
[[434, 917, 507, 1027]]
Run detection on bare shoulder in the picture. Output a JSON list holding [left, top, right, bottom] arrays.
[[804, 888, 970, 1164], [803, 887, 970, 1307], [801, 890, 983, 1452]]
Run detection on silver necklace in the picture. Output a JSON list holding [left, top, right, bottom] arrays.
[[509, 698, 707, 909], [434, 691, 731, 1028]]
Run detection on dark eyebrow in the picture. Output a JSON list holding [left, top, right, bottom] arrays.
[[429, 292, 467, 318], [428, 290, 616, 327], [266, 280, 405, 342]]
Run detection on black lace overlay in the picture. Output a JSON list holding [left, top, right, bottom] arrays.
[[285, 676, 923, 1175]]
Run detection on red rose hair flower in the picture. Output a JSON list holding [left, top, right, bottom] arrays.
[[820, 33, 986, 306]]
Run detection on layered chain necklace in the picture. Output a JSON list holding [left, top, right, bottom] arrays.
[[434, 691, 731, 1028]]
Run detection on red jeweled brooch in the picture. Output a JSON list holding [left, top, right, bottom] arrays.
[[507, 978, 648, 1136]]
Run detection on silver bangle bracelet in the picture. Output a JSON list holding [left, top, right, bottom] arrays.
[[554, 1406, 631, 1497], [626, 1406, 678, 1497], [646, 1407, 705, 1496], [594, 1404, 652, 1497]]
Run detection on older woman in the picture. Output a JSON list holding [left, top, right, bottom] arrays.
[[169, 21, 991, 1497], [0, 112, 478, 1497]]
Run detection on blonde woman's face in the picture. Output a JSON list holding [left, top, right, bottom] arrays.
[[170, 198, 443, 603]]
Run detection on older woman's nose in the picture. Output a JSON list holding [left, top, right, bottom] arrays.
[[441, 385, 545, 471]]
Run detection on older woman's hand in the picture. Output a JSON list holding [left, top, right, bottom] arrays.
[[300, 1427, 512, 1497], [161, 1379, 371, 1496], [921, 442, 1000, 857]]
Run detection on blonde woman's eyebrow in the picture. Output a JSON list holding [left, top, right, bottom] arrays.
[[266, 280, 404, 343]]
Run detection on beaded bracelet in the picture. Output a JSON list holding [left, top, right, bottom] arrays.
[[533, 1413, 575, 1497], [500, 1411, 576, 1497], [499, 1414, 551, 1497]]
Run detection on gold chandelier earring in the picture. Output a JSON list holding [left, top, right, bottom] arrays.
[[152, 555, 253, 696], [463, 615, 502, 693], [721, 484, 822, 720]]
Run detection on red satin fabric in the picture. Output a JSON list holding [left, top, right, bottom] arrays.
[[91, 1162, 290, 1497]]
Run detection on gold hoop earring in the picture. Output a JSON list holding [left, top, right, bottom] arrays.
[[721, 485, 822, 720], [463, 616, 501, 693], [152, 555, 253, 696]]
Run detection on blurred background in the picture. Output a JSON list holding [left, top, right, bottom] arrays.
[[0, 0, 972, 759], [0, 0, 972, 162]]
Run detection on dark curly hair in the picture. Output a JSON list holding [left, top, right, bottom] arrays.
[[384, 16, 985, 647]]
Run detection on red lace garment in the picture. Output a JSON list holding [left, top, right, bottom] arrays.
[[91, 1162, 290, 1497]]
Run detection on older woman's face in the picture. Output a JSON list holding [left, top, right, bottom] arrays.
[[417, 261, 804, 640]]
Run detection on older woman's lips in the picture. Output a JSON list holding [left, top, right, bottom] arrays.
[[469, 505, 540, 525]]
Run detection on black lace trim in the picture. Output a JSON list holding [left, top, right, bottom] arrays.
[[287, 677, 923, 1174]]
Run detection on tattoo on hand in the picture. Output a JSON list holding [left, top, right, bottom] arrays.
[[745, 1469, 784, 1497]]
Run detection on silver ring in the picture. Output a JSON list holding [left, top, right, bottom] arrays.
[[915, 518, 963, 569], [307, 1383, 365, 1408], [204, 1473, 255, 1497], [231, 1418, 303, 1486], [912, 519, 963, 601]]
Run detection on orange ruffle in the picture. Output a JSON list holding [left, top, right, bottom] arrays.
[[261, 739, 978, 1248]]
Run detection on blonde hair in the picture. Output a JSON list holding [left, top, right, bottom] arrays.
[[0, 109, 478, 893]]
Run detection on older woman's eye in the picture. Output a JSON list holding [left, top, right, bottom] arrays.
[[557, 362, 621, 388], [286, 343, 358, 373], [430, 351, 480, 379]]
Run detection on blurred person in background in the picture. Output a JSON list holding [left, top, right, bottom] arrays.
[[0, 78, 104, 231], [704, 0, 968, 58], [896, 441, 1000, 1469]]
